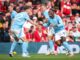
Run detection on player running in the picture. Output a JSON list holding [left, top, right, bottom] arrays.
[[47, 8, 74, 56], [9, 6, 36, 57], [42, 4, 56, 55]]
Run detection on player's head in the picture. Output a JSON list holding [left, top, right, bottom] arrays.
[[24, 6, 32, 15], [48, 8, 55, 18]]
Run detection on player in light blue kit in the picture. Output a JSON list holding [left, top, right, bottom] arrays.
[[9, 6, 35, 57], [47, 8, 74, 56], [42, 4, 55, 55]]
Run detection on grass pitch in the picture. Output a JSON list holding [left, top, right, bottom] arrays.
[[0, 54, 80, 60]]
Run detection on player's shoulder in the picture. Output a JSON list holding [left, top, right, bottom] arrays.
[[19, 12, 27, 14], [55, 14, 61, 19], [55, 14, 60, 17], [16, 12, 28, 17], [17, 12, 27, 15]]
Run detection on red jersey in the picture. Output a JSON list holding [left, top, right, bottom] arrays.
[[33, 28, 47, 42], [63, 2, 71, 15], [24, 27, 32, 41], [25, 32, 32, 41]]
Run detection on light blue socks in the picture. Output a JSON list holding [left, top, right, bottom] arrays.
[[63, 41, 72, 52], [9, 41, 17, 53], [22, 42, 28, 54], [48, 40, 54, 51]]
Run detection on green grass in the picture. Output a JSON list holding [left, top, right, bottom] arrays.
[[0, 54, 80, 60]]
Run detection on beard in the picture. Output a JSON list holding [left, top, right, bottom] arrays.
[[49, 15, 54, 19]]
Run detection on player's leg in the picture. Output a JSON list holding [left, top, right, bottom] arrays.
[[46, 35, 55, 55], [46, 27, 56, 55], [62, 40, 74, 56], [22, 41, 29, 57], [9, 41, 17, 57], [59, 30, 74, 56], [9, 32, 18, 57], [48, 39, 54, 53], [61, 30, 74, 56], [55, 33, 62, 55], [20, 28, 30, 57], [21, 22, 33, 57]]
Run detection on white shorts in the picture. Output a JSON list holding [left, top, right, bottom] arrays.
[[11, 28, 25, 39], [55, 30, 67, 41]]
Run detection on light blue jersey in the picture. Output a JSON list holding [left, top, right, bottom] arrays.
[[11, 10, 17, 20], [43, 10, 49, 27], [9, 12, 31, 56], [48, 14, 65, 33], [11, 12, 30, 30], [43, 10, 49, 19]]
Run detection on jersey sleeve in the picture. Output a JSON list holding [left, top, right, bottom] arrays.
[[11, 11, 17, 20], [56, 15, 64, 27], [43, 10, 49, 19], [24, 13, 31, 21]]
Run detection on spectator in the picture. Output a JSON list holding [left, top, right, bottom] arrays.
[[71, 3, 79, 15], [33, 22, 47, 42], [25, 1, 32, 7], [75, 13, 80, 25], [18, 2, 25, 12], [70, 27, 80, 42], [61, 0, 71, 16]]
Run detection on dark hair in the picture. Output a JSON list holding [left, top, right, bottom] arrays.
[[24, 6, 32, 10], [50, 8, 55, 12]]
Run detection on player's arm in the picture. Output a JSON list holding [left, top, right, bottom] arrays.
[[43, 10, 49, 19], [56, 15, 64, 27], [28, 20, 37, 26], [25, 13, 37, 26]]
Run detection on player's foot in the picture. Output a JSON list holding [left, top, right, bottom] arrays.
[[45, 50, 50, 55], [9, 53, 13, 57], [65, 51, 69, 56], [54, 51, 58, 56], [22, 53, 30, 57], [69, 53, 74, 57]]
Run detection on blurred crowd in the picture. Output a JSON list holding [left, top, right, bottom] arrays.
[[0, 0, 80, 42]]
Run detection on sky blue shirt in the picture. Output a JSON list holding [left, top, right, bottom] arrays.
[[11, 10, 17, 20], [11, 12, 30, 30], [43, 10, 49, 19], [47, 14, 65, 33]]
